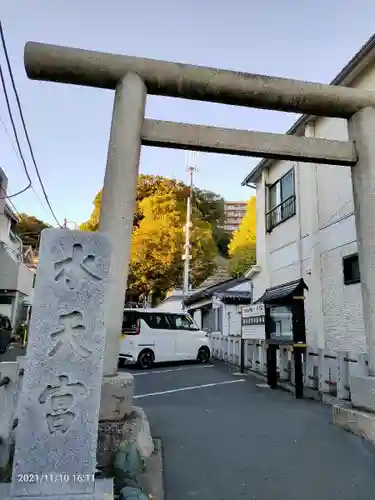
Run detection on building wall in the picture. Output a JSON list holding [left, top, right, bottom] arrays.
[[253, 171, 270, 301], [0, 245, 34, 296], [251, 62, 375, 353], [155, 296, 184, 312], [17, 263, 34, 297], [222, 304, 241, 336]]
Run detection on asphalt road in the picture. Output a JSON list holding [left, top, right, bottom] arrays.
[[0, 344, 25, 362], [127, 361, 375, 500]]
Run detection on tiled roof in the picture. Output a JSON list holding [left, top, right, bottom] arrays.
[[184, 276, 250, 306], [254, 278, 308, 304]]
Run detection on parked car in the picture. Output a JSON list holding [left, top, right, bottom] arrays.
[[0, 314, 12, 354], [119, 309, 210, 369]]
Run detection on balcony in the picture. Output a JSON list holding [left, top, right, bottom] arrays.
[[266, 195, 296, 231], [0, 243, 34, 295]]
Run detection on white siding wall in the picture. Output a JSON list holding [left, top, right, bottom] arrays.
[[253, 171, 270, 301], [261, 159, 302, 291], [16, 264, 34, 297], [222, 304, 241, 337], [252, 60, 375, 353], [0, 214, 10, 245], [321, 241, 365, 353]]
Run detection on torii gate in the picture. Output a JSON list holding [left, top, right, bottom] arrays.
[[24, 42, 375, 412]]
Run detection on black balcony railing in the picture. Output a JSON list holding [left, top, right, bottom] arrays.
[[266, 195, 296, 231]]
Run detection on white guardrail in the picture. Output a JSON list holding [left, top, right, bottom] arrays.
[[209, 334, 369, 401]]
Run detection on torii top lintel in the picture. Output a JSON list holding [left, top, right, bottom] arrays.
[[24, 41, 375, 119]]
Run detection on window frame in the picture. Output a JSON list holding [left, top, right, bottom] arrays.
[[142, 312, 172, 330], [166, 313, 200, 331], [343, 253, 361, 285], [266, 168, 296, 232], [122, 310, 140, 333]]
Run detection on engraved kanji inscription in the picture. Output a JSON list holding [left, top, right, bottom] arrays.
[[49, 311, 92, 359], [38, 375, 86, 435], [113, 395, 125, 416], [54, 243, 102, 290]]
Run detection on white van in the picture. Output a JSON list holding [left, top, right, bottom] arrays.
[[119, 308, 211, 369]]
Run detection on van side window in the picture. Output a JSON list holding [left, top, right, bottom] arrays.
[[122, 311, 139, 333], [143, 313, 171, 329], [168, 314, 198, 331]]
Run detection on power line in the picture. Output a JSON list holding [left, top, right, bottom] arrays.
[[0, 184, 22, 219], [0, 115, 53, 220], [0, 63, 31, 199], [0, 21, 62, 227]]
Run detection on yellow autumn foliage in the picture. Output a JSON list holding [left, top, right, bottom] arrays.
[[228, 196, 257, 276]]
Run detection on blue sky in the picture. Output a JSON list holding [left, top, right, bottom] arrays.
[[1, 1, 375, 226]]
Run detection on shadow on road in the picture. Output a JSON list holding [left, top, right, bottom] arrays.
[[121, 359, 207, 371]]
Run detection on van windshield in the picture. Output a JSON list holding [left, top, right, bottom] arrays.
[[168, 314, 199, 331]]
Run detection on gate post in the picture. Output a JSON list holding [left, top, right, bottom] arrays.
[[348, 107, 375, 410], [99, 73, 147, 377]]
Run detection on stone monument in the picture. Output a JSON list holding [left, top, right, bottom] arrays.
[[0, 228, 113, 499]]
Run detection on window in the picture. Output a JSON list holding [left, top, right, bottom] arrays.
[[268, 306, 293, 341], [122, 311, 140, 333], [343, 254, 360, 285], [212, 307, 223, 333], [0, 316, 11, 330], [168, 314, 199, 331], [143, 313, 171, 329], [266, 169, 296, 231], [0, 296, 13, 305]]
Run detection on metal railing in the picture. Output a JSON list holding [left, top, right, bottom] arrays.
[[266, 195, 296, 231]]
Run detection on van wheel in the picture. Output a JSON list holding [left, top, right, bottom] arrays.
[[197, 346, 210, 364], [138, 350, 154, 369]]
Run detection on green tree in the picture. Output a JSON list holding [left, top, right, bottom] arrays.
[[15, 213, 51, 249], [81, 177, 227, 255], [193, 188, 229, 257], [228, 196, 257, 277], [81, 175, 218, 302]]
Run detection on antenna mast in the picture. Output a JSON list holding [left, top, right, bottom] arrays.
[[183, 151, 199, 298]]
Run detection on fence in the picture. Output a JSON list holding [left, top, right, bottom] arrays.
[[209, 334, 369, 402]]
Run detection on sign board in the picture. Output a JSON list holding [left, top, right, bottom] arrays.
[[241, 303, 266, 340]]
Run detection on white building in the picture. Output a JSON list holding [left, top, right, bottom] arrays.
[[155, 288, 184, 312], [0, 169, 34, 331], [242, 34, 375, 354], [223, 201, 247, 232], [183, 277, 253, 336]]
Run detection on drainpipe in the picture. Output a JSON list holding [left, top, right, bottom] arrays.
[[295, 163, 303, 279], [263, 169, 271, 289]]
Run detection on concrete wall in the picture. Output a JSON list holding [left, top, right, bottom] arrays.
[[16, 264, 34, 297], [252, 60, 375, 353]]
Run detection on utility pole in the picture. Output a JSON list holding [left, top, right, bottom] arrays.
[[63, 219, 78, 230], [183, 151, 199, 297]]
